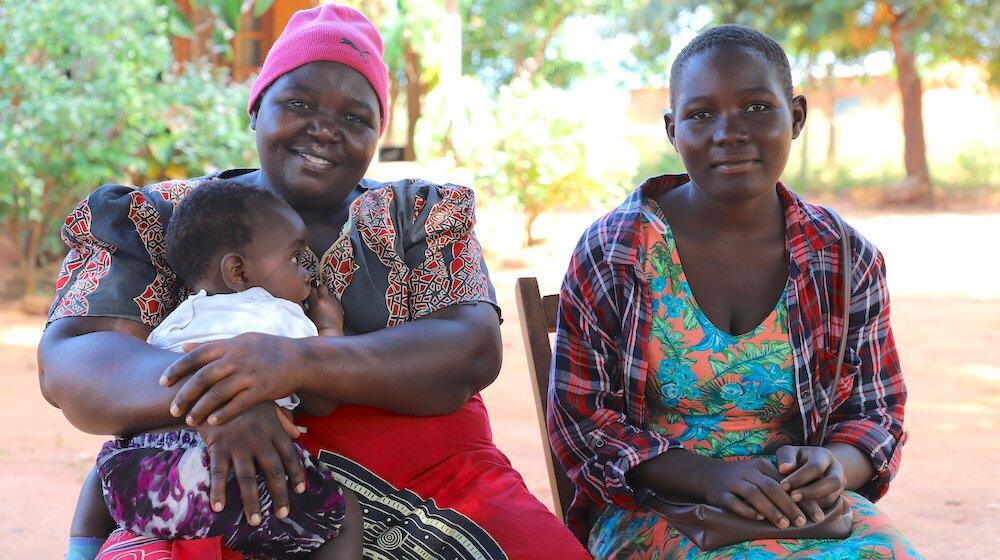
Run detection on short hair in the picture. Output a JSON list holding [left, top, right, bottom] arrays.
[[669, 24, 793, 108], [165, 179, 292, 285]]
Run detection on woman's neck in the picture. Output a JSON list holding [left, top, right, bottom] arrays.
[[666, 180, 785, 241]]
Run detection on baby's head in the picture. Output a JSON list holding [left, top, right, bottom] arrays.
[[665, 24, 806, 202], [166, 179, 312, 303]]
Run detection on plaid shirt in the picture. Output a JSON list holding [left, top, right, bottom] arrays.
[[548, 174, 907, 539]]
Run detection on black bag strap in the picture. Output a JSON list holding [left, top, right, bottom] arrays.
[[812, 210, 853, 447]]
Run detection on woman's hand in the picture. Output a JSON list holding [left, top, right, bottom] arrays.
[[195, 402, 306, 525], [703, 457, 808, 528], [160, 333, 308, 426], [776, 444, 847, 521], [305, 284, 344, 336]]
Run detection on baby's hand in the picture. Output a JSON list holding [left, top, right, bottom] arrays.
[[305, 284, 343, 336]]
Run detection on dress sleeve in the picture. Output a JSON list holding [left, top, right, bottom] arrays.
[[548, 226, 683, 511], [47, 181, 190, 327], [824, 236, 907, 501], [400, 181, 498, 320]]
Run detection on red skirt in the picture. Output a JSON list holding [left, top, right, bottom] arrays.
[[98, 396, 587, 559]]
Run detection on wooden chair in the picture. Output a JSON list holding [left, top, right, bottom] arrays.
[[514, 277, 575, 521]]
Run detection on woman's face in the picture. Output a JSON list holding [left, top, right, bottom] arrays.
[[665, 46, 806, 204], [252, 61, 381, 211]]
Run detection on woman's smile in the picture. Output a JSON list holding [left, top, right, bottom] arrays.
[[295, 150, 339, 169], [711, 155, 762, 174]]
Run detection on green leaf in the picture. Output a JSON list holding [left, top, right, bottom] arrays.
[[252, 0, 274, 19], [167, 4, 195, 38], [215, 0, 243, 32]]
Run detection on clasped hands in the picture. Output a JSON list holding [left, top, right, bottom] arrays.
[[702, 446, 847, 529]]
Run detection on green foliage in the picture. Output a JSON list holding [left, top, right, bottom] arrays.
[[140, 62, 256, 181], [633, 142, 685, 185], [462, 0, 597, 90], [941, 151, 1000, 190], [471, 79, 637, 243], [0, 0, 172, 265], [157, 0, 276, 61], [606, 0, 999, 83], [0, 0, 257, 293]]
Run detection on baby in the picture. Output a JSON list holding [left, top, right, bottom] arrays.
[[67, 179, 360, 560]]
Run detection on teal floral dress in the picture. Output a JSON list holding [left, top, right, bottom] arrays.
[[587, 201, 922, 559]]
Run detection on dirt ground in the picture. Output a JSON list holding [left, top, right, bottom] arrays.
[[1, 210, 998, 559]]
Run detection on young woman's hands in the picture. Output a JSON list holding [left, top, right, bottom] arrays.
[[195, 402, 306, 525], [160, 332, 308, 426], [305, 284, 344, 336], [776, 445, 847, 521], [702, 457, 808, 528]]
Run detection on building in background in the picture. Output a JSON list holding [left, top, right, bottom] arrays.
[[172, 0, 318, 82]]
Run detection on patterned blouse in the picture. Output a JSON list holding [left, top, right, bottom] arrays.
[[48, 168, 497, 332], [548, 173, 907, 541]]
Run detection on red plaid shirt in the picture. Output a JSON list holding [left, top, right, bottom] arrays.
[[548, 174, 907, 540]]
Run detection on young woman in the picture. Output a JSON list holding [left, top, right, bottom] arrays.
[[549, 25, 922, 559]]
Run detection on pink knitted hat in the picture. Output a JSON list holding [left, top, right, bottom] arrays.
[[247, 4, 389, 135]]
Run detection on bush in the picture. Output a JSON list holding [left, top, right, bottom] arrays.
[[472, 79, 637, 245], [138, 61, 257, 183], [0, 0, 258, 296], [0, 0, 174, 293]]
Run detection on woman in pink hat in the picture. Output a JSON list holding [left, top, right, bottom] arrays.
[[40, 4, 589, 560]]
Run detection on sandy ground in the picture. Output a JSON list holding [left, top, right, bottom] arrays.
[[1, 209, 998, 559]]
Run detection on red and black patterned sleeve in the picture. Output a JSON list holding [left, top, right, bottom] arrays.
[[824, 237, 907, 501], [47, 180, 194, 327], [398, 181, 498, 321]]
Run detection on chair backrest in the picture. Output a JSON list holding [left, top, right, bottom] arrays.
[[514, 277, 575, 521]]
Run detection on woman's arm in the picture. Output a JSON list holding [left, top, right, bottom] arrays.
[[299, 301, 502, 414], [546, 221, 686, 517], [828, 441, 875, 491], [39, 316, 307, 523], [38, 316, 177, 435], [821, 238, 907, 500], [161, 301, 501, 425]]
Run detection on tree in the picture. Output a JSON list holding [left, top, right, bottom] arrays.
[[0, 0, 174, 295], [474, 80, 637, 244], [612, 0, 1000, 204], [341, 0, 448, 160], [462, 0, 602, 90], [0, 0, 259, 296], [162, 0, 276, 63]]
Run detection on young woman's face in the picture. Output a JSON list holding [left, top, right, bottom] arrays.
[[252, 61, 381, 211], [666, 45, 806, 204], [242, 205, 313, 304]]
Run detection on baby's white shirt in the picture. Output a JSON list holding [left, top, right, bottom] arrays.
[[147, 287, 317, 409]]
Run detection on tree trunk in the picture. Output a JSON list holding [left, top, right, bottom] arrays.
[[440, 0, 461, 159], [888, 16, 933, 204], [825, 63, 837, 167], [21, 217, 44, 296], [403, 40, 423, 161], [798, 58, 813, 188], [175, 0, 221, 64], [798, 120, 809, 188], [386, 73, 398, 143], [524, 208, 542, 246]]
